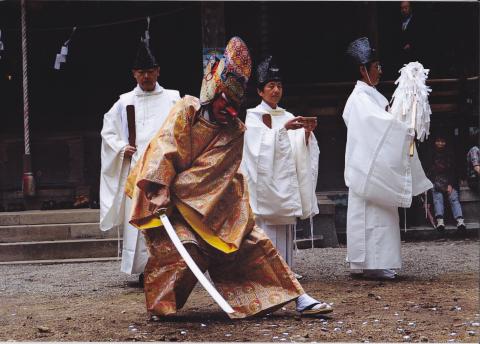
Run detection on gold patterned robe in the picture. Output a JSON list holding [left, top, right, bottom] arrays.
[[126, 96, 303, 318]]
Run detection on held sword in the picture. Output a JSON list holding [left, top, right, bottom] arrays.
[[154, 208, 235, 314]]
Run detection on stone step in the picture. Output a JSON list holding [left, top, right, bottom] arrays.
[[295, 195, 339, 248], [335, 222, 479, 244], [0, 238, 121, 262], [0, 257, 121, 266], [0, 209, 100, 226], [0, 222, 119, 243], [401, 222, 479, 241]]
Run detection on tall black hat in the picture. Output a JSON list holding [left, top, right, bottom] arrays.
[[346, 37, 378, 65], [256, 55, 282, 88], [132, 39, 158, 70]]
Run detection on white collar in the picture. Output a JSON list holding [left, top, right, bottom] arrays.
[[134, 82, 163, 96], [356, 80, 378, 93], [259, 100, 285, 115]]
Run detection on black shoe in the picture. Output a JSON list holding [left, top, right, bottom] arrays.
[[89, 200, 100, 209], [138, 273, 145, 288]]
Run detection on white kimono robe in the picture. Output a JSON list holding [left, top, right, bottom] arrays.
[[343, 81, 432, 270], [100, 83, 180, 274], [241, 101, 320, 265]]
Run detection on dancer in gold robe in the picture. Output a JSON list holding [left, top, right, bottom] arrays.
[[126, 37, 332, 319]]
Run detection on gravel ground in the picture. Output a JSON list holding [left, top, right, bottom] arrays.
[[1, 239, 478, 342], [1, 239, 478, 297]]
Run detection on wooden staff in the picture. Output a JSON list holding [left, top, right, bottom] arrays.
[[409, 95, 417, 157], [126, 105, 136, 147]]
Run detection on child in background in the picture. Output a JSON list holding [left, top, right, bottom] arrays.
[[429, 133, 465, 231]]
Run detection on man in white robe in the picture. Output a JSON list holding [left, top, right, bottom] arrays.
[[100, 40, 180, 282], [242, 56, 320, 274], [343, 37, 432, 279]]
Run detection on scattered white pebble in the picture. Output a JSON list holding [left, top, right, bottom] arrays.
[[346, 330, 353, 334], [270, 324, 278, 327], [403, 335, 410, 341], [397, 328, 405, 333], [130, 328, 137, 332], [450, 332, 457, 336], [281, 307, 287, 311], [408, 322, 416, 326], [431, 307, 437, 311], [374, 319, 379, 323], [280, 339, 287, 341], [337, 321, 344, 325], [467, 330, 476, 336], [394, 313, 399, 316], [384, 307, 389, 310], [10, 314, 16, 316], [471, 322, 480, 327], [334, 327, 341, 332], [200, 323, 206, 327], [362, 321, 368, 325], [180, 331, 187, 335], [272, 336, 279, 339], [225, 334, 232, 337], [397, 319, 404, 323], [448, 339, 455, 343], [282, 333, 289, 336]]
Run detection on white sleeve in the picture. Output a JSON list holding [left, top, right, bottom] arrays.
[[99, 100, 130, 231], [242, 112, 302, 218], [344, 92, 413, 208]]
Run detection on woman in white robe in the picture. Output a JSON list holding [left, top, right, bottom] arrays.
[[343, 37, 432, 279], [242, 56, 320, 271], [100, 41, 180, 278]]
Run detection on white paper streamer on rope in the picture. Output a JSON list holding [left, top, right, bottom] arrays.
[[54, 26, 76, 70], [389, 61, 432, 142], [0, 30, 4, 59], [144, 16, 151, 43]]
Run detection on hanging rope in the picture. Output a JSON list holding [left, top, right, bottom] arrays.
[[21, 0, 30, 156], [5, 7, 190, 33]]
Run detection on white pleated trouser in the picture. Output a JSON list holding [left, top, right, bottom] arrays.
[[255, 218, 294, 267], [120, 197, 149, 274], [347, 190, 402, 271]]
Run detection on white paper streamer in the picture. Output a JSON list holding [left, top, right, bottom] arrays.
[[0, 29, 4, 59], [54, 27, 76, 70], [390, 61, 432, 142], [144, 16, 151, 43]]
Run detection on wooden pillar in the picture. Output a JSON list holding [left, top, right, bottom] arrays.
[[366, 2, 379, 51], [200, 2, 225, 67], [258, 1, 270, 59]]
